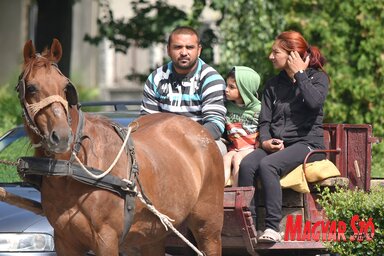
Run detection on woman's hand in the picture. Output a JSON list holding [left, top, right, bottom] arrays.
[[287, 51, 310, 75], [262, 139, 284, 153]]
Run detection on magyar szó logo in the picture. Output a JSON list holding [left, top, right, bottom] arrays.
[[284, 214, 375, 242]]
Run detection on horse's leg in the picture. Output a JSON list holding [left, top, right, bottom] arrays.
[[140, 240, 165, 256], [54, 236, 87, 256], [91, 231, 120, 256], [187, 200, 223, 256], [181, 229, 198, 256]]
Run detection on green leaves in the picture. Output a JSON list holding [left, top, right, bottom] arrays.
[[85, 0, 384, 176], [84, 0, 187, 52], [318, 186, 384, 255]]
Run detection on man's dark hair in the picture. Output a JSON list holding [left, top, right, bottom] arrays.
[[167, 26, 201, 46]]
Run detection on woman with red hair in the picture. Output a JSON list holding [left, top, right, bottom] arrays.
[[238, 31, 329, 242]]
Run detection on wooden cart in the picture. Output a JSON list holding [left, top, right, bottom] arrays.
[[166, 124, 380, 256]]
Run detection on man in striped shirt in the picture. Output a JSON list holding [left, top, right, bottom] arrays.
[[141, 26, 227, 154]]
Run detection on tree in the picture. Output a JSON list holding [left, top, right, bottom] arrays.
[[84, 0, 218, 80], [211, 0, 384, 135], [211, 0, 384, 175], [87, 0, 384, 135]]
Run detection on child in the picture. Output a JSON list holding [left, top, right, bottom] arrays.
[[223, 66, 261, 187]]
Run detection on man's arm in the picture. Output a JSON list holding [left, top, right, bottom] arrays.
[[200, 66, 227, 140], [140, 72, 161, 115]]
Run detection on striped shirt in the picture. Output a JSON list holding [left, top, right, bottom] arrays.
[[141, 58, 226, 133]]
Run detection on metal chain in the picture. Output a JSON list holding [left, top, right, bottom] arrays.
[[0, 159, 18, 166]]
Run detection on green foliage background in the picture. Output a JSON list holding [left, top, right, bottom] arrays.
[[1, 0, 383, 176], [213, 0, 384, 131], [210, 0, 384, 177], [318, 185, 384, 255]]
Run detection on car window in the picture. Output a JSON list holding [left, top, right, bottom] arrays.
[[0, 136, 33, 182]]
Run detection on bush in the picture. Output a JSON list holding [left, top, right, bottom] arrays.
[[0, 81, 23, 135], [317, 185, 384, 255]]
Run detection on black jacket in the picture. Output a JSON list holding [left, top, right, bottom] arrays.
[[259, 68, 329, 146]]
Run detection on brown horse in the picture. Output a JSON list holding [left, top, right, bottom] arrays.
[[17, 39, 224, 255]]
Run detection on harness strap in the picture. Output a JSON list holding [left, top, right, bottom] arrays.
[[113, 124, 152, 205], [69, 110, 85, 164], [17, 157, 137, 198], [111, 123, 139, 242]]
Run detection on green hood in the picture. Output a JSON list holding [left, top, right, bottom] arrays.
[[226, 66, 261, 118]]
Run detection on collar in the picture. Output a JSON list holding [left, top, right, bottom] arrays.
[[170, 58, 201, 82]]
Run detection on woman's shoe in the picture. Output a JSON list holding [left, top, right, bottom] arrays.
[[258, 228, 282, 243]]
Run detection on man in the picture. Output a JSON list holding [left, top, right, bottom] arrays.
[[141, 26, 227, 154]]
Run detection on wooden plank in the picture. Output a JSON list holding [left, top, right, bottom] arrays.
[[224, 186, 254, 208], [256, 187, 304, 208], [256, 207, 304, 232], [0, 187, 43, 215]]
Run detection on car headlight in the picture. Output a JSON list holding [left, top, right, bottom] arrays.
[[0, 233, 54, 252]]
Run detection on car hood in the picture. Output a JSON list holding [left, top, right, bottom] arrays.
[[0, 185, 53, 234]]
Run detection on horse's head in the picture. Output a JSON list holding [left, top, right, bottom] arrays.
[[17, 39, 79, 154]]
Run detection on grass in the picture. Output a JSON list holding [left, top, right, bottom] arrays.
[[0, 137, 33, 182]]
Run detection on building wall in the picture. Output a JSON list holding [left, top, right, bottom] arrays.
[[0, 0, 218, 101], [0, 0, 30, 85]]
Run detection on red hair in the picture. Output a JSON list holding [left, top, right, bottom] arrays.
[[276, 31, 327, 73]]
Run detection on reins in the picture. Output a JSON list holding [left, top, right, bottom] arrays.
[[71, 125, 133, 180]]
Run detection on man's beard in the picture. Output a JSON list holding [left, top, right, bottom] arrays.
[[174, 58, 197, 71]]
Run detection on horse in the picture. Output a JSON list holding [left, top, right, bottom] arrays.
[[16, 39, 224, 256]]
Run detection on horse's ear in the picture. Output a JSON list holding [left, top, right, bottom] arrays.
[[50, 38, 62, 63], [23, 40, 36, 64]]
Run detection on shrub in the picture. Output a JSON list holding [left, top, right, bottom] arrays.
[[0, 82, 23, 135], [317, 185, 384, 255]]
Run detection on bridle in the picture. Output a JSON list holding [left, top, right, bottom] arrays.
[[15, 56, 79, 147]]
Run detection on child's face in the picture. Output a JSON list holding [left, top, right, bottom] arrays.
[[225, 77, 243, 103]]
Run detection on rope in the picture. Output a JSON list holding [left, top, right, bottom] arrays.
[[72, 126, 132, 180], [136, 192, 204, 256], [71, 124, 204, 255], [0, 159, 18, 166], [26, 95, 69, 118]]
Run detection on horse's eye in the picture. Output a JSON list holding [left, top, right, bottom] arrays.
[[64, 84, 70, 94], [26, 85, 38, 94]]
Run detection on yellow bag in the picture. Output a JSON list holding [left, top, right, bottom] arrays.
[[280, 159, 341, 193], [280, 165, 310, 193], [304, 159, 341, 183]]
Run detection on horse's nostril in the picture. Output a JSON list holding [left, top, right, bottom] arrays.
[[50, 131, 60, 145]]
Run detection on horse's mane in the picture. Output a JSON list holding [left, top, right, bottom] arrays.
[[23, 48, 54, 78]]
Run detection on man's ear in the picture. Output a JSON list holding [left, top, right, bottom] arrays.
[[198, 44, 202, 57]]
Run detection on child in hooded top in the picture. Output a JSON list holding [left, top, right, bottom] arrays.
[[223, 66, 261, 187]]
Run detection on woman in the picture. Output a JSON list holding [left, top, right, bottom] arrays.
[[238, 30, 329, 243]]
